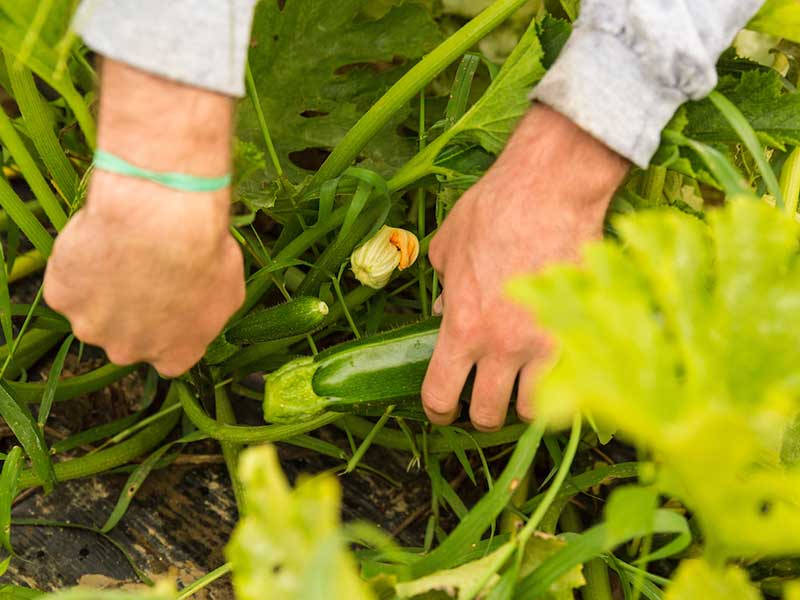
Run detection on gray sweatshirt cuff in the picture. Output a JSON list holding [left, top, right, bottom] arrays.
[[532, 27, 688, 169], [73, 0, 258, 97]]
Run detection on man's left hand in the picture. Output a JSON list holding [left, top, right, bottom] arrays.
[[422, 105, 630, 430]]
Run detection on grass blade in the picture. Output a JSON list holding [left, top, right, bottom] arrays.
[[0, 446, 22, 554], [0, 104, 67, 229], [100, 430, 206, 533], [410, 420, 546, 577], [444, 53, 481, 130], [5, 57, 78, 202], [0, 240, 13, 347], [0, 384, 55, 493], [662, 130, 752, 197], [0, 27, 96, 145], [36, 334, 73, 430], [709, 90, 784, 207], [0, 175, 53, 256]]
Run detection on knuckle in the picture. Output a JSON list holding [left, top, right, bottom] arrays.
[[470, 408, 504, 431], [428, 236, 446, 270], [448, 308, 480, 340], [105, 346, 138, 366], [421, 386, 454, 416]]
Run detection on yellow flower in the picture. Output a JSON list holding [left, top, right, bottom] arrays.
[[350, 225, 420, 289]]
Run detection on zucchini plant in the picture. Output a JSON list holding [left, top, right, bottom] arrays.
[[0, 0, 799, 599]]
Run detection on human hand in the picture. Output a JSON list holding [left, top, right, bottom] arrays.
[[422, 105, 630, 430], [43, 60, 244, 377]]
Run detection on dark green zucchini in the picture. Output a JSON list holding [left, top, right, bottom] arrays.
[[205, 297, 329, 365], [263, 318, 442, 422], [227, 296, 329, 344]]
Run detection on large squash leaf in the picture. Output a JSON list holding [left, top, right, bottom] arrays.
[[510, 201, 800, 558], [238, 0, 441, 185], [749, 0, 800, 44], [226, 445, 375, 600], [665, 560, 761, 600], [685, 71, 800, 149]]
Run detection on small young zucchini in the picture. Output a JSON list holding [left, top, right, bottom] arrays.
[[205, 297, 328, 365], [226, 296, 329, 345], [264, 318, 441, 422]]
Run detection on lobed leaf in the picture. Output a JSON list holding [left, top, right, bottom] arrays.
[[510, 200, 800, 558]]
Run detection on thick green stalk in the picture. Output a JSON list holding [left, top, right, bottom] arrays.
[[309, 0, 529, 188], [214, 386, 246, 513], [6, 58, 78, 202], [0, 327, 63, 380], [7, 363, 138, 404], [560, 505, 613, 600], [780, 147, 800, 216], [17, 386, 181, 489], [176, 380, 341, 443]]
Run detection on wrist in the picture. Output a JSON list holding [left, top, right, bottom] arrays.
[[97, 59, 233, 176], [499, 104, 630, 216]]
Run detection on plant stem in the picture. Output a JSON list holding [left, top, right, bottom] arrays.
[[245, 61, 284, 178], [519, 415, 581, 543], [344, 406, 394, 473], [176, 563, 233, 600], [215, 386, 246, 515], [17, 386, 181, 489], [780, 147, 800, 216], [561, 504, 614, 600], [309, 0, 529, 188], [417, 91, 430, 318], [176, 380, 341, 443]]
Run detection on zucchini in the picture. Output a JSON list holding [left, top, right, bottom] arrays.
[[227, 296, 329, 344], [206, 297, 328, 366], [264, 318, 441, 422]]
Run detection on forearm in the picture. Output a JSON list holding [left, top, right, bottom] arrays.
[[533, 0, 765, 167], [96, 59, 233, 177]]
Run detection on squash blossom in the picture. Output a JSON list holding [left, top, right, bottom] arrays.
[[351, 225, 420, 289]]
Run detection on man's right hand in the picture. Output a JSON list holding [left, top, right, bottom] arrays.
[[43, 60, 245, 377]]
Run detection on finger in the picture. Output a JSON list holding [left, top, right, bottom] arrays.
[[422, 323, 474, 425], [516, 355, 549, 422], [154, 346, 205, 379], [432, 295, 443, 316], [469, 356, 520, 431]]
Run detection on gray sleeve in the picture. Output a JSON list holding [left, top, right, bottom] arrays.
[[531, 0, 764, 168], [73, 0, 258, 97]]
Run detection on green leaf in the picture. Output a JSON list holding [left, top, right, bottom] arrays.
[[604, 485, 658, 543], [664, 560, 761, 600], [749, 0, 800, 44], [396, 533, 583, 600], [0, 584, 42, 599], [509, 200, 800, 559], [686, 71, 800, 149], [239, 0, 441, 184], [0, 384, 55, 493], [0, 446, 22, 555], [447, 17, 545, 154], [37, 334, 73, 431], [782, 413, 800, 467], [225, 445, 375, 600]]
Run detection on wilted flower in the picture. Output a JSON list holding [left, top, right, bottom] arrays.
[[350, 225, 420, 289]]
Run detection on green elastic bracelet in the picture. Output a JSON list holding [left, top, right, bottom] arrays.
[[93, 150, 232, 192]]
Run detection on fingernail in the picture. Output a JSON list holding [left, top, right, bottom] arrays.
[[433, 296, 443, 315]]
